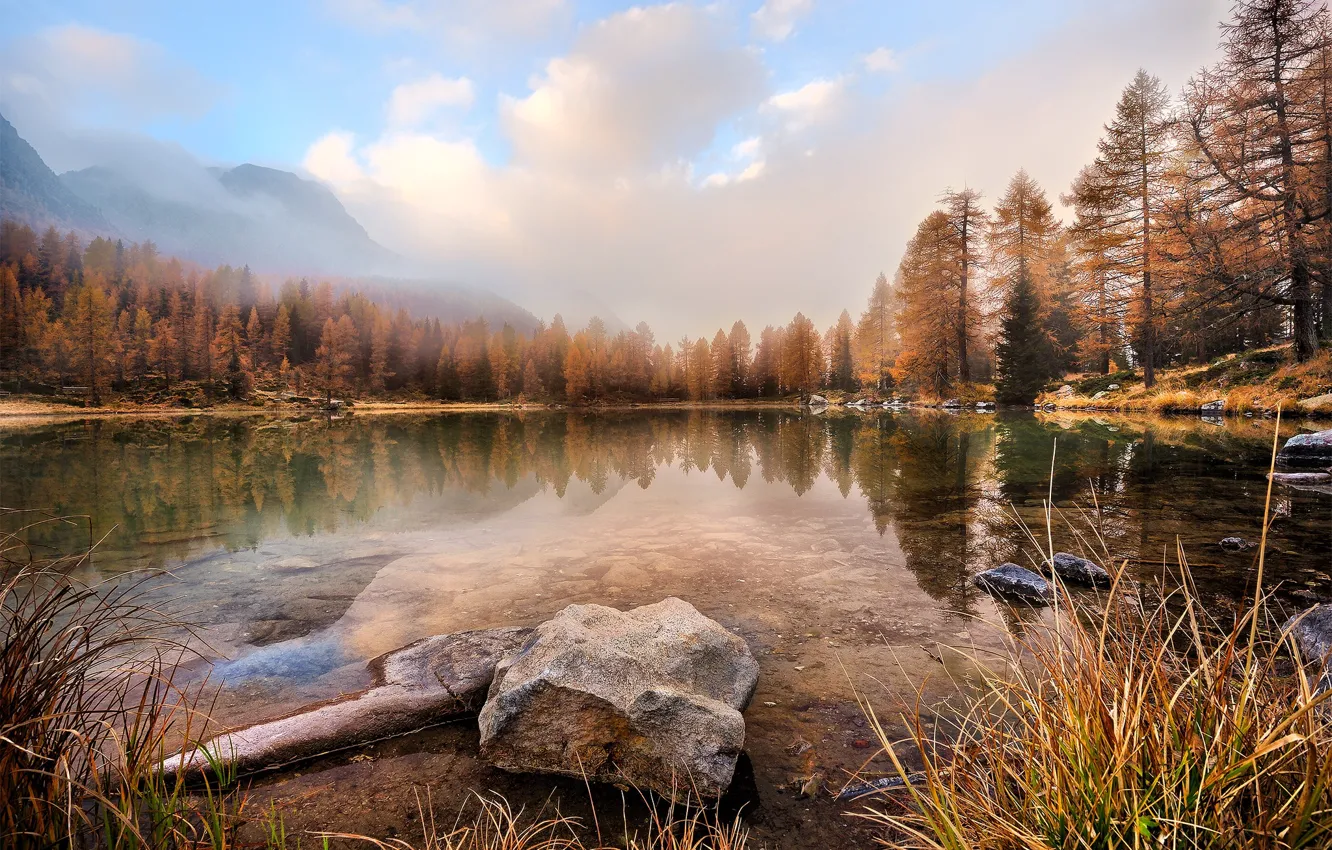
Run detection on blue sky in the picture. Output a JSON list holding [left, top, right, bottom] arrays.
[[0, 0, 1230, 334], [3, 0, 1081, 169]]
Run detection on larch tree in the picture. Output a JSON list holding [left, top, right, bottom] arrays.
[[1065, 163, 1130, 373], [271, 304, 292, 370], [369, 314, 393, 393], [1185, 0, 1326, 361], [728, 320, 751, 396], [710, 329, 733, 399], [245, 307, 264, 369], [781, 312, 824, 395], [66, 280, 115, 405], [212, 303, 248, 398], [314, 315, 358, 403], [1096, 69, 1173, 386], [854, 273, 896, 393], [942, 188, 987, 383], [896, 211, 961, 397], [828, 309, 857, 392], [689, 337, 711, 400]]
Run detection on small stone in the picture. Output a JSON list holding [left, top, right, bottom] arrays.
[[1220, 537, 1258, 552], [851, 739, 872, 749]]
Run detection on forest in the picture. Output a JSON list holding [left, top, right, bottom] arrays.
[[1, 0, 1331, 408]]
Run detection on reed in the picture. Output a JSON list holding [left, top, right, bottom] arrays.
[[856, 417, 1332, 848]]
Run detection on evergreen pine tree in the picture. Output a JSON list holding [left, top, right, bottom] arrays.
[[995, 271, 1053, 405]]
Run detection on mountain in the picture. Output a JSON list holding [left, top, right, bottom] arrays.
[[354, 278, 541, 336], [0, 112, 111, 234], [2, 113, 538, 330], [61, 162, 398, 275]]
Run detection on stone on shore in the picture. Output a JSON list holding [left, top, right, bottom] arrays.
[[161, 627, 532, 777], [972, 564, 1053, 604], [1276, 429, 1332, 469], [807, 394, 828, 407], [1049, 552, 1111, 587], [478, 598, 759, 800]]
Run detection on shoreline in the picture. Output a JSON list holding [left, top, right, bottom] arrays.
[[4, 395, 1331, 425]]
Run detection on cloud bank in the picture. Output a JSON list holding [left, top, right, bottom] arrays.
[[302, 0, 1228, 338]]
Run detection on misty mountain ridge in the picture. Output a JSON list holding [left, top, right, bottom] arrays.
[[1, 111, 540, 332], [0, 112, 111, 235], [59, 161, 399, 276]]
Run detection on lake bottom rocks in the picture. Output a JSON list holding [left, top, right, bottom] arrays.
[[479, 598, 759, 800]]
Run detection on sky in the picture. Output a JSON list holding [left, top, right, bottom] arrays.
[[0, 0, 1233, 338]]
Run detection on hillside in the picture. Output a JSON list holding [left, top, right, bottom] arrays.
[[0, 112, 111, 235]]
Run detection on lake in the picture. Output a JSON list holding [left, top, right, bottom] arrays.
[[2, 408, 1329, 847]]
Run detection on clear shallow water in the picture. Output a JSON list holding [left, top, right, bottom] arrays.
[[2, 409, 1329, 846]]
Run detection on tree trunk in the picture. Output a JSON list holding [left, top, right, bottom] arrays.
[[1140, 117, 1156, 388], [957, 213, 971, 384]]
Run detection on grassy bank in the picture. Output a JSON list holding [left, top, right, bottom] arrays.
[[1037, 345, 1332, 417]]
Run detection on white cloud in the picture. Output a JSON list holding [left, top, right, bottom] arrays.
[[765, 77, 847, 130], [302, 0, 1231, 340], [863, 47, 900, 73], [387, 74, 474, 127], [304, 131, 365, 186], [751, 0, 815, 42], [500, 4, 765, 174], [0, 24, 217, 126], [732, 136, 762, 160]]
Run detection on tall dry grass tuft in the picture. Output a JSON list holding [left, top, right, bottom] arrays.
[[0, 509, 258, 849], [858, 414, 1332, 848], [325, 791, 751, 850]]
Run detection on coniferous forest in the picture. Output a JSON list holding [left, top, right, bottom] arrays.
[[2, 0, 1332, 408]]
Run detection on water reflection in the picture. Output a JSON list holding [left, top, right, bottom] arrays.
[[2, 409, 1327, 611]]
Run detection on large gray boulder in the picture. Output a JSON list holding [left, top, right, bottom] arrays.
[[1277, 429, 1332, 469], [478, 598, 759, 800], [162, 627, 532, 777], [973, 563, 1053, 604]]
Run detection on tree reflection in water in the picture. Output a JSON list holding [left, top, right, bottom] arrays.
[[1, 410, 1327, 607]]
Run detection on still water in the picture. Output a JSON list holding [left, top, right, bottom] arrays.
[[2, 409, 1329, 846]]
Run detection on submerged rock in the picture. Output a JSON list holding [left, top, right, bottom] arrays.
[[972, 564, 1053, 604], [478, 598, 759, 800], [1049, 552, 1111, 587], [161, 627, 532, 777], [1220, 536, 1258, 552], [1276, 429, 1332, 469], [1270, 471, 1332, 494]]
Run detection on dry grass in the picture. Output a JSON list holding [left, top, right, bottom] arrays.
[[855, 416, 1332, 848], [1039, 346, 1332, 416], [326, 792, 751, 850]]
